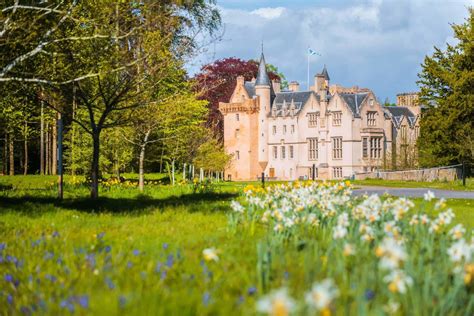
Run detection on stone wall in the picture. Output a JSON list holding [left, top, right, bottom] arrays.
[[355, 166, 461, 182]]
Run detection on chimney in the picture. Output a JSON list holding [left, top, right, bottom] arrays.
[[288, 81, 299, 92], [272, 79, 281, 93], [236, 75, 245, 86]]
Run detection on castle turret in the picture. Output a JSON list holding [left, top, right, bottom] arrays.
[[255, 52, 271, 172]]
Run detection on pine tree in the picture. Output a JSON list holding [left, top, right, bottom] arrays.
[[417, 8, 474, 167]]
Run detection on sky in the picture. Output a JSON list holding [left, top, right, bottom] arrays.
[[188, 0, 473, 102]]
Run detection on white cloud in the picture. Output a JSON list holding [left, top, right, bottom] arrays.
[[190, 0, 471, 101], [251, 7, 286, 19]]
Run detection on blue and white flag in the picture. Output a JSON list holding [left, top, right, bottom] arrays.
[[308, 48, 321, 56]]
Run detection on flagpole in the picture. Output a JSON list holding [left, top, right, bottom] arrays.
[[307, 47, 310, 91]]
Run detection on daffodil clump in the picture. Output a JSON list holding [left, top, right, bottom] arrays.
[[230, 183, 474, 315]]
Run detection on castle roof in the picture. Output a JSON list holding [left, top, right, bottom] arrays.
[[270, 91, 318, 116], [255, 52, 271, 86], [383, 106, 417, 128], [244, 81, 256, 98], [321, 65, 330, 81], [339, 92, 368, 117]]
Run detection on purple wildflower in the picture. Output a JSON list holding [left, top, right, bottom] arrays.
[[202, 292, 211, 306], [78, 296, 89, 309], [248, 286, 257, 296], [4, 274, 13, 282], [105, 277, 115, 290], [118, 296, 126, 308], [132, 249, 140, 256], [364, 289, 375, 301], [97, 232, 105, 240], [166, 254, 174, 268], [7, 294, 13, 305], [104, 245, 111, 253], [52, 231, 60, 238], [162, 243, 169, 250], [0, 243, 6, 251]]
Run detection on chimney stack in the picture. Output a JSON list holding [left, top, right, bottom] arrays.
[[272, 79, 281, 93], [288, 81, 300, 92]]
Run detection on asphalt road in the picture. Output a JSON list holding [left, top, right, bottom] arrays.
[[352, 186, 474, 199]]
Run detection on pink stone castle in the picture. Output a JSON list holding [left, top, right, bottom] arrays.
[[219, 52, 421, 181]]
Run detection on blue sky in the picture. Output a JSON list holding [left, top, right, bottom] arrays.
[[189, 0, 473, 102]]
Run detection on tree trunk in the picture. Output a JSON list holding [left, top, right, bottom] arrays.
[[71, 86, 77, 176], [40, 103, 44, 175], [23, 120, 28, 175], [172, 160, 175, 185], [9, 133, 14, 176], [45, 122, 50, 175], [91, 131, 101, 199], [52, 117, 57, 175], [2, 133, 7, 175], [138, 145, 146, 192], [138, 131, 150, 192]]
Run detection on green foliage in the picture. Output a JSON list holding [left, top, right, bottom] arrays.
[[193, 138, 231, 171], [0, 176, 473, 315], [417, 8, 474, 167]]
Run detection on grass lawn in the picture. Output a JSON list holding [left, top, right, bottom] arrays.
[[0, 175, 473, 315], [353, 178, 474, 191]]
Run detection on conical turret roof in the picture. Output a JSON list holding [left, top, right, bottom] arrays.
[[255, 52, 271, 86], [321, 65, 330, 81]]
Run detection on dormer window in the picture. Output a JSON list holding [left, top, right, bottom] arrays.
[[308, 112, 319, 127], [332, 112, 342, 126], [367, 111, 376, 126], [272, 125, 277, 135]]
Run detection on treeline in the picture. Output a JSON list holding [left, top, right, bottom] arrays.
[[0, 1, 230, 198]]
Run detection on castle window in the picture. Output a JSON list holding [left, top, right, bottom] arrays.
[[367, 111, 376, 126], [273, 146, 278, 159], [370, 137, 382, 159], [362, 137, 368, 158], [235, 129, 240, 138], [283, 125, 287, 134], [289, 146, 294, 159], [401, 125, 407, 143], [281, 146, 286, 159], [308, 138, 318, 161], [308, 112, 319, 127], [272, 125, 277, 135], [236, 151, 240, 160], [332, 137, 343, 159], [414, 126, 420, 138], [333, 167, 343, 179], [333, 112, 342, 126], [291, 125, 295, 133], [236, 113, 240, 121]]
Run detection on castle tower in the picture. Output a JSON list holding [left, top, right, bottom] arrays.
[[255, 52, 271, 173]]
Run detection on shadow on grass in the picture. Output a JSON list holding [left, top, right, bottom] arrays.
[[0, 192, 238, 215]]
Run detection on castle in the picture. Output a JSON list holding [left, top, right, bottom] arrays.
[[219, 52, 421, 181]]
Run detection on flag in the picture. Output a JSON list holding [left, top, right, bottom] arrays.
[[308, 48, 321, 56]]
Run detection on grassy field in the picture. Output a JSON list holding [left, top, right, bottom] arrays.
[[353, 178, 474, 191], [0, 175, 473, 315]]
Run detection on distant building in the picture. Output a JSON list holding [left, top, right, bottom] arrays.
[[397, 92, 419, 107], [219, 52, 421, 181]]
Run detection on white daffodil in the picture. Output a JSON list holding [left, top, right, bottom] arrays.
[[449, 224, 466, 240], [333, 225, 348, 239], [383, 269, 413, 294], [424, 190, 435, 201], [202, 248, 219, 262], [256, 288, 296, 316], [447, 239, 473, 263], [230, 201, 245, 214], [343, 243, 355, 257], [305, 279, 339, 310], [376, 237, 407, 270]]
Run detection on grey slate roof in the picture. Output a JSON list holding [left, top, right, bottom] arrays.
[[244, 82, 256, 98], [321, 65, 330, 81], [270, 91, 317, 116], [339, 93, 369, 117], [383, 106, 417, 128], [255, 53, 271, 86]]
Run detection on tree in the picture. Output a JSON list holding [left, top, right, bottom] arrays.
[[194, 57, 282, 140], [193, 138, 231, 173], [417, 8, 474, 167], [35, 1, 220, 198]]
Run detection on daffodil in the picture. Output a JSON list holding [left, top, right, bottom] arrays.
[[256, 288, 295, 316], [202, 248, 219, 262], [305, 279, 339, 310]]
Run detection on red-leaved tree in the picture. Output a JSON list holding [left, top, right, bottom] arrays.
[[194, 57, 281, 140]]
